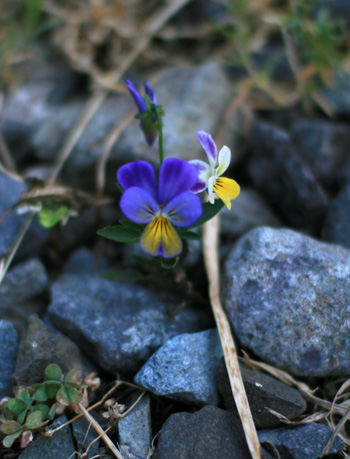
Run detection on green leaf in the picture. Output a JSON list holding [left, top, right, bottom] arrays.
[[46, 383, 61, 399], [56, 386, 82, 406], [64, 369, 77, 383], [20, 390, 34, 405], [186, 200, 225, 230], [38, 204, 69, 228], [3, 431, 22, 448], [179, 231, 201, 241], [32, 404, 49, 419], [47, 403, 57, 420], [161, 256, 179, 270], [34, 385, 48, 402], [45, 364, 62, 382], [17, 409, 29, 425], [119, 219, 144, 233], [97, 225, 141, 243], [1, 421, 22, 435], [8, 398, 27, 416], [25, 411, 44, 429], [100, 269, 145, 283]]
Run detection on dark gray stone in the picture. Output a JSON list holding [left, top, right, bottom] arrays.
[[259, 423, 344, 459], [323, 180, 350, 249], [48, 274, 212, 374], [320, 72, 350, 116], [135, 329, 223, 406], [72, 415, 100, 458], [290, 118, 350, 187], [156, 405, 250, 459], [18, 415, 75, 459], [218, 360, 306, 429], [0, 258, 48, 310], [13, 315, 94, 386], [119, 394, 152, 459], [223, 226, 350, 377], [64, 247, 107, 274], [0, 320, 18, 398], [248, 121, 328, 232], [220, 187, 281, 238]]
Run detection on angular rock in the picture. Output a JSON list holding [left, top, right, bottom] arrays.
[[220, 187, 281, 238], [0, 320, 18, 398], [18, 415, 75, 459], [119, 394, 152, 459], [63, 246, 107, 274], [218, 360, 306, 428], [259, 423, 344, 459], [223, 226, 350, 377], [248, 121, 328, 232], [13, 315, 94, 386], [156, 405, 250, 459], [48, 274, 212, 374], [290, 118, 350, 188], [135, 329, 223, 406], [72, 415, 100, 458], [322, 180, 350, 249]]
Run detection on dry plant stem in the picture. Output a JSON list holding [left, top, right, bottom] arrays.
[[78, 403, 124, 459], [202, 214, 262, 459], [0, 132, 17, 173], [321, 407, 350, 457]]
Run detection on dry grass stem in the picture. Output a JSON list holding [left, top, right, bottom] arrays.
[[202, 214, 262, 458], [78, 402, 124, 459], [0, 132, 17, 173]]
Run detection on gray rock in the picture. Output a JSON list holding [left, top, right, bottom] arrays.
[[223, 226, 350, 377], [320, 72, 350, 116], [323, 180, 350, 249], [220, 187, 281, 238], [64, 247, 107, 274], [0, 171, 27, 258], [18, 415, 75, 459], [13, 315, 94, 386], [0, 320, 18, 398], [218, 360, 306, 428], [48, 274, 212, 374], [156, 405, 250, 459], [135, 329, 223, 405], [0, 258, 48, 310], [259, 423, 344, 459], [248, 121, 328, 232], [119, 394, 152, 459], [72, 415, 100, 458], [290, 118, 350, 187]]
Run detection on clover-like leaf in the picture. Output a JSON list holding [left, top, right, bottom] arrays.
[[64, 369, 78, 384], [47, 403, 57, 420], [32, 404, 49, 419], [3, 431, 22, 448], [34, 385, 49, 402], [25, 411, 44, 429], [56, 385, 82, 406], [45, 364, 62, 382], [1, 421, 22, 435], [17, 409, 29, 425], [7, 398, 27, 416]]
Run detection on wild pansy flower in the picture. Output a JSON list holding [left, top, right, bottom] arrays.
[[117, 159, 202, 258], [125, 80, 158, 146], [190, 130, 240, 210]]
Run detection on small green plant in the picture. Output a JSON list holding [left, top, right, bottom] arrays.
[[0, 364, 86, 449]]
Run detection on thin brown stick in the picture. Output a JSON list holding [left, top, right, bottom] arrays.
[[0, 132, 17, 173], [202, 213, 262, 458], [78, 403, 124, 459]]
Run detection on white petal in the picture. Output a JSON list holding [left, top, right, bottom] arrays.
[[217, 146, 231, 176], [207, 176, 215, 204]]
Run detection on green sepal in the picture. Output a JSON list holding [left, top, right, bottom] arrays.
[[186, 200, 225, 230], [1, 421, 22, 435], [100, 268, 145, 283], [161, 256, 179, 270], [45, 364, 62, 382], [25, 411, 44, 429], [97, 225, 141, 243]]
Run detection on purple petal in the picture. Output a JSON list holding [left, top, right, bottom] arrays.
[[163, 192, 203, 227], [117, 161, 157, 198], [120, 187, 159, 224], [188, 159, 211, 193], [196, 130, 217, 168], [158, 158, 198, 205], [126, 80, 146, 113], [144, 82, 157, 105]]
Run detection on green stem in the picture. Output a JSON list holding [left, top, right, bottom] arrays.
[[158, 115, 164, 164]]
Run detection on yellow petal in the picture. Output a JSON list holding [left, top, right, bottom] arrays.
[[213, 177, 240, 210], [140, 216, 182, 258]]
